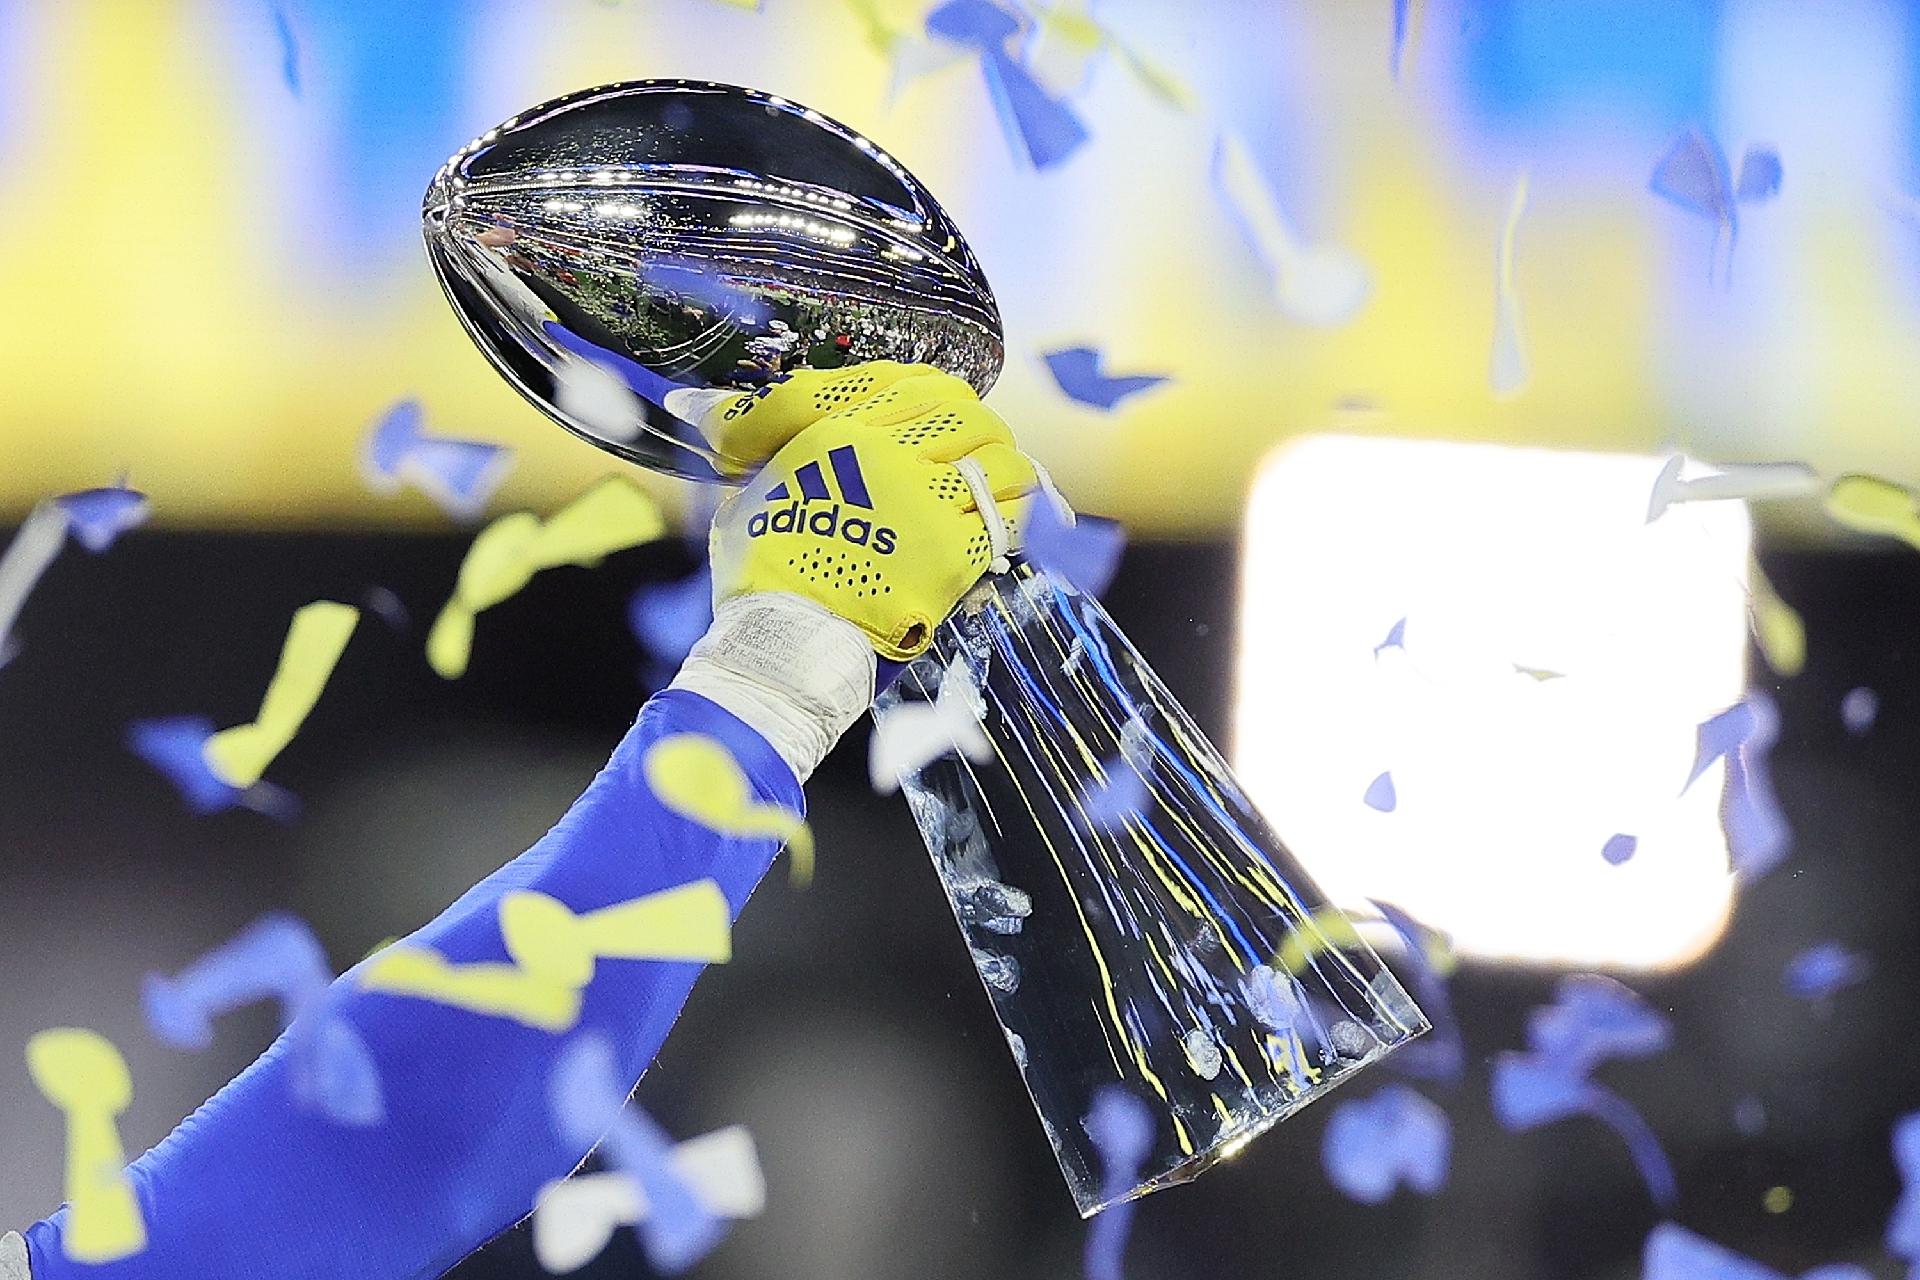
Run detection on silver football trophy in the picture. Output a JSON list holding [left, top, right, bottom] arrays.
[[423, 80, 1425, 1216]]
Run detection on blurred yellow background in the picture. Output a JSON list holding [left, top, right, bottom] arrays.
[[4, 0, 1918, 535]]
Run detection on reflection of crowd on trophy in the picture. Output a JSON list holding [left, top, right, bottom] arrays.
[[465, 189, 1006, 395]]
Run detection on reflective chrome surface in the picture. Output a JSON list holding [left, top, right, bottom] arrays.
[[424, 80, 1004, 482]]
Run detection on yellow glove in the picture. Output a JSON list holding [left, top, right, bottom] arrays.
[[707, 367, 1036, 661], [697, 361, 949, 477]]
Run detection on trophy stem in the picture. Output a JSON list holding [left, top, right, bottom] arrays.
[[878, 566, 1429, 1215]]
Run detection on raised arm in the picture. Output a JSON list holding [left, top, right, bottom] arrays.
[[18, 364, 1033, 1280]]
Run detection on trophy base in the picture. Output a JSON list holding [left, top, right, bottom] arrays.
[[1078, 1033, 1415, 1218]]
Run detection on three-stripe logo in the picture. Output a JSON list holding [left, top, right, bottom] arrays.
[[763, 445, 873, 509]]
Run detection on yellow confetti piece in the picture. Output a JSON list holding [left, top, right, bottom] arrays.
[[1036, 4, 1103, 56], [531, 476, 668, 569], [645, 734, 816, 887], [1275, 907, 1371, 976], [361, 949, 584, 1032], [202, 600, 360, 787], [1024, 0, 1193, 110], [498, 882, 733, 988], [361, 881, 729, 1030], [1276, 906, 1455, 978], [1748, 559, 1806, 677], [428, 479, 666, 679], [1108, 36, 1195, 110], [455, 512, 545, 613], [26, 1028, 146, 1264], [1825, 473, 1920, 552], [843, 0, 899, 54]]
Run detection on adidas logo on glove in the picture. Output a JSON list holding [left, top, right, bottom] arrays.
[[747, 444, 898, 554]]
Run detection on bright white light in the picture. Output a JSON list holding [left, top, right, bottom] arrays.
[[1233, 437, 1748, 971]]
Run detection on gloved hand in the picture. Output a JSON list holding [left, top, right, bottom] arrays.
[[668, 363, 1037, 780], [700, 362, 950, 479], [710, 364, 1036, 659]]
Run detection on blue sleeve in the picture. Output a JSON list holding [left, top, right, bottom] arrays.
[[25, 690, 799, 1280]]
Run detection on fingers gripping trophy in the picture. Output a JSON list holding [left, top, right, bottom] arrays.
[[424, 80, 1428, 1216]]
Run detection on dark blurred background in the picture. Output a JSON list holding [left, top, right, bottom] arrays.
[[1, 531, 1914, 1280]]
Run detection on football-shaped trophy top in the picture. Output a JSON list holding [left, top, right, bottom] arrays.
[[423, 79, 1005, 481]]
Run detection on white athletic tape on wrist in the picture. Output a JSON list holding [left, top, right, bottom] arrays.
[[0, 1232, 29, 1280], [669, 592, 876, 781]]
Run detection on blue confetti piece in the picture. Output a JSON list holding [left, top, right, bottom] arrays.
[[1391, 0, 1413, 78], [982, 48, 1090, 169], [1723, 693, 1789, 879], [1527, 973, 1670, 1074], [1025, 494, 1125, 598], [126, 716, 301, 822], [291, 1016, 386, 1128], [925, 0, 1089, 170], [1496, 975, 1676, 1206], [1735, 146, 1783, 203], [1322, 1084, 1450, 1203], [1733, 1094, 1767, 1136], [1887, 1113, 1920, 1268], [1602, 833, 1638, 866], [1373, 616, 1406, 657], [1684, 699, 1757, 793], [1489, 1051, 1593, 1129], [1651, 127, 1734, 224], [1082, 1086, 1153, 1280], [1042, 347, 1169, 411], [145, 912, 382, 1126], [551, 1034, 726, 1274], [362, 586, 410, 631], [127, 716, 246, 815], [1364, 771, 1397, 812], [1493, 1054, 1676, 1205], [1782, 943, 1868, 1001], [1644, 1224, 1867, 1280], [1078, 756, 1150, 832], [1841, 686, 1878, 735], [361, 398, 512, 520], [926, 0, 1020, 46], [363, 399, 422, 478], [269, 0, 301, 96], [1372, 901, 1465, 1085], [628, 566, 713, 687], [144, 913, 329, 1050], [1644, 1223, 1788, 1280], [1650, 129, 1780, 280], [1582, 1083, 1678, 1206], [405, 438, 512, 508], [53, 484, 149, 553]]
